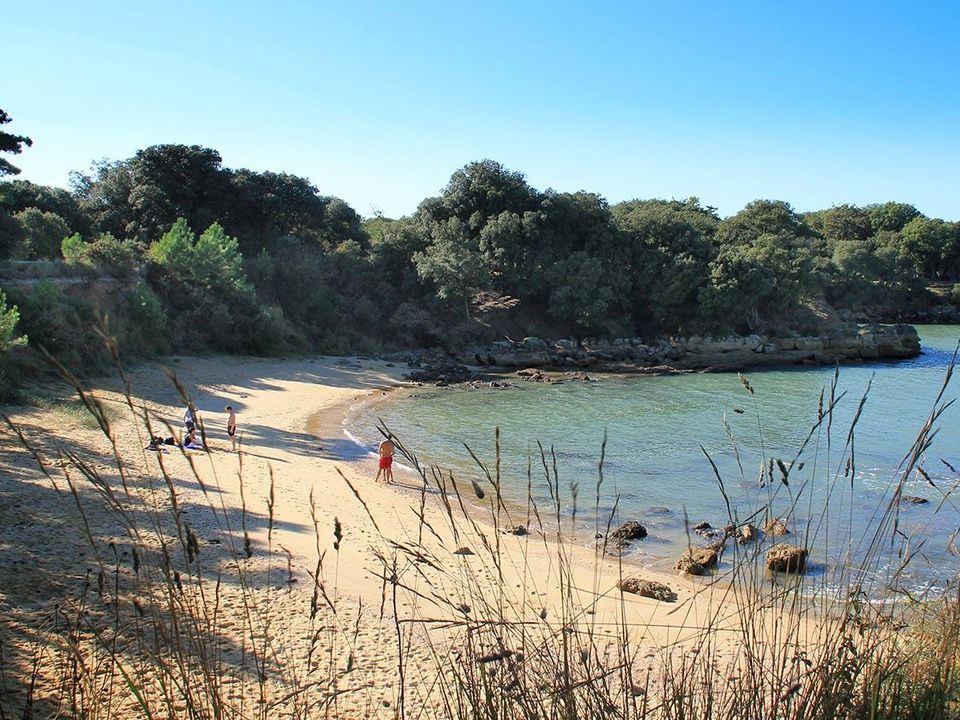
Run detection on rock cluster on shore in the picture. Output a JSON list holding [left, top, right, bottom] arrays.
[[606, 514, 812, 577]]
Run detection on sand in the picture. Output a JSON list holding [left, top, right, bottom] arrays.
[[0, 355, 761, 717]]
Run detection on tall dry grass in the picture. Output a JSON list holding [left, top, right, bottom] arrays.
[[1, 345, 959, 719]]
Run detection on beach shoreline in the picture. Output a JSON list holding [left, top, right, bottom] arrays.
[[0, 353, 832, 717]]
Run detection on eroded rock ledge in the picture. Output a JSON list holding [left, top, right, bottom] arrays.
[[450, 323, 920, 372]]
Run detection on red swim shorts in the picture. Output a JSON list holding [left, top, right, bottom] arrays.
[[379, 455, 393, 469]]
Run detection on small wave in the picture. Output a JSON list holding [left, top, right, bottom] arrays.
[[342, 425, 377, 459]]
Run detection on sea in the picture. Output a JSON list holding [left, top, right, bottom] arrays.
[[343, 325, 960, 597]]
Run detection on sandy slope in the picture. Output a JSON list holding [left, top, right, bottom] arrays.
[[0, 355, 754, 717]]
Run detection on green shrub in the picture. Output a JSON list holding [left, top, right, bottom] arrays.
[[0, 208, 25, 259], [126, 281, 167, 354], [0, 289, 25, 399], [13, 280, 102, 370], [83, 233, 139, 278], [61, 233, 86, 264], [13, 208, 71, 259]]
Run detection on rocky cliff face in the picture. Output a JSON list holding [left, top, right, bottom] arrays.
[[452, 323, 920, 372]]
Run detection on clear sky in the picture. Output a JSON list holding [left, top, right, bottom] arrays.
[[6, 1, 960, 220]]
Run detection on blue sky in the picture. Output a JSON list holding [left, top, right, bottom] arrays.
[[6, 1, 959, 219]]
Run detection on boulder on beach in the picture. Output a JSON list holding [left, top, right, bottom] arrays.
[[609, 521, 647, 550], [618, 577, 676, 602], [766, 544, 808, 573], [763, 518, 790, 536], [674, 555, 705, 575], [675, 546, 718, 574], [691, 546, 719, 568]]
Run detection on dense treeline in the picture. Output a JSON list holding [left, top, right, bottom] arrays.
[[1, 136, 959, 391]]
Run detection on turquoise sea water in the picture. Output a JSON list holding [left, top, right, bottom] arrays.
[[346, 326, 960, 594]]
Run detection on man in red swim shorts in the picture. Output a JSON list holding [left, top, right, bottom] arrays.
[[375, 438, 395, 484]]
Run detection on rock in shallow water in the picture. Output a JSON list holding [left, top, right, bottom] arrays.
[[766, 544, 807, 573], [609, 521, 647, 551], [763, 518, 790, 536], [736, 523, 758, 544], [674, 547, 718, 575]]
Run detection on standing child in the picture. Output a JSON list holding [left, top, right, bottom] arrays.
[[225, 405, 238, 451], [375, 438, 395, 484]]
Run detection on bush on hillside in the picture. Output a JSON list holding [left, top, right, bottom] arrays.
[[13, 208, 71, 260]]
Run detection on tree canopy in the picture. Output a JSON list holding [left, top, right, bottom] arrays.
[[0, 110, 32, 178], [0, 144, 958, 378]]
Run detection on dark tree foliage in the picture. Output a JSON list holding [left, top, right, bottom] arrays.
[[414, 162, 631, 332], [701, 233, 815, 333], [866, 202, 922, 233], [804, 204, 873, 244], [3, 146, 960, 376], [224, 170, 366, 256], [365, 216, 430, 298], [0, 110, 32, 177], [73, 144, 366, 261], [613, 198, 719, 333], [0, 209, 25, 259], [529, 191, 629, 332], [422, 159, 540, 229], [413, 160, 543, 322], [12, 208, 71, 259], [76, 145, 229, 242], [716, 200, 815, 246], [0, 180, 91, 237]]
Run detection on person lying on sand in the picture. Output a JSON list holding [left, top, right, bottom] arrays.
[[375, 438, 395, 483], [146, 435, 176, 451]]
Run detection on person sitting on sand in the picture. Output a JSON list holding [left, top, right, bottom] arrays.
[[375, 438, 395, 483], [225, 405, 238, 451], [182, 427, 205, 450]]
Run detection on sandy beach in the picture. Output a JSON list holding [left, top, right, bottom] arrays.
[[0, 355, 793, 717]]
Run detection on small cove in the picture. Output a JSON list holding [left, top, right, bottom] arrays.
[[344, 325, 960, 596]]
